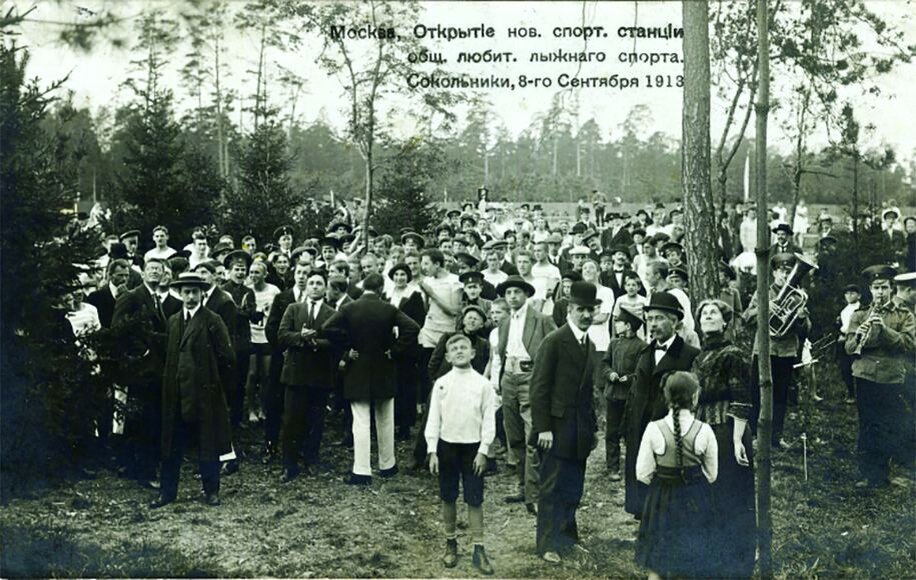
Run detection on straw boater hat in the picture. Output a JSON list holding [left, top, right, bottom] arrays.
[[171, 272, 210, 290]]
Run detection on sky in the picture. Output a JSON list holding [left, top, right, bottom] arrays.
[[16, 0, 916, 163]]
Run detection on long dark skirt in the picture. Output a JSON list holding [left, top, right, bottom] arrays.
[[709, 420, 757, 578], [635, 465, 714, 578]]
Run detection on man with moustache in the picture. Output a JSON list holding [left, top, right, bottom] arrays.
[[530, 281, 601, 563], [623, 292, 700, 517]]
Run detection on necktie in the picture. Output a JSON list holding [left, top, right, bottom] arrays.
[[581, 335, 589, 353], [308, 300, 316, 327], [153, 292, 165, 322]]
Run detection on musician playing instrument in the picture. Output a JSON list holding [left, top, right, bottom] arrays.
[[844, 265, 916, 488], [742, 253, 811, 449]]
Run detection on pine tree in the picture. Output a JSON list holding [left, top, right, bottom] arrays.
[[373, 139, 444, 236]]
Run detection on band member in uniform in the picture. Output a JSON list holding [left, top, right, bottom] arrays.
[[530, 281, 601, 563], [742, 252, 811, 449], [845, 265, 916, 488]]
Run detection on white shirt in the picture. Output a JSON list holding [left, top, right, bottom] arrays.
[[505, 302, 531, 360], [66, 303, 100, 337], [667, 287, 695, 333], [586, 285, 616, 352], [250, 283, 281, 344], [531, 262, 561, 298], [482, 269, 508, 288], [144, 246, 177, 262], [653, 334, 677, 365], [183, 304, 202, 321], [108, 282, 121, 299], [636, 410, 718, 485], [487, 326, 501, 389], [425, 367, 497, 456], [840, 302, 860, 333], [419, 273, 461, 349], [567, 318, 589, 344]]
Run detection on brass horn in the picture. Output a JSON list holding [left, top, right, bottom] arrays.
[[768, 253, 818, 338]]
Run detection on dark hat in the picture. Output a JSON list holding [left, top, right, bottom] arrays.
[[632, 227, 647, 237], [651, 232, 670, 244], [119, 229, 140, 241], [223, 249, 252, 269], [320, 235, 343, 250], [719, 261, 736, 280], [477, 186, 489, 196], [352, 225, 377, 237], [668, 266, 689, 282], [610, 245, 631, 257], [571, 222, 588, 235], [646, 291, 684, 320], [520, 203, 530, 210], [290, 246, 317, 263], [660, 241, 685, 256], [532, 204, 543, 211], [172, 249, 192, 260], [211, 241, 233, 258], [482, 239, 507, 252], [387, 262, 412, 282], [263, 243, 278, 255], [562, 270, 583, 282], [496, 275, 535, 297], [817, 214, 833, 223], [881, 208, 900, 220], [818, 235, 838, 246], [893, 272, 916, 286], [844, 283, 862, 293], [398, 227, 415, 236], [328, 220, 352, 234], [567, 281, 602, 308], [771, 223, 793, 235], [167, 256, 189, 274], [453, 235, 471, 246], [274, 225, 294, 239], [460, 213, 477, 226], [502, 229, 516, 238], [771, 252, 796, 269], [546, 233, 563, 245], [861, 264, 897, 282], [193, 260, 219, 274], [459, 271, 485, 286], [581, 230, 599, 244], [454, 252, 479, 268], [461, 304, 488, 321], [109, 242, 129, 260], [636, 209, 649, 218], [446, 209, 461, 218], [170, 272, 210, 290], [435, 223, 454, 235], [569, 245, 591, 257], [615, 306, 644, 331], [400, 231, 426, 248], [654, 202, 666, 209]]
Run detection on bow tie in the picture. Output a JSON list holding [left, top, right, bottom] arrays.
[[654, 344, 668, 352]]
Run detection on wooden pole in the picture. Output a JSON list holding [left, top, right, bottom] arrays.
[[754, 0, 774, 576]]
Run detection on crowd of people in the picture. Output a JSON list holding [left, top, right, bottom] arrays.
[[59, 194, 915, 577]]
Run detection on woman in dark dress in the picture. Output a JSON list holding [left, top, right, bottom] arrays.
[[388, 263, 426, 441], [691, 299, 757, 578]]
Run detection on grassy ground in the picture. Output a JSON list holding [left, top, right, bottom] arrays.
[[1, 363, 913, 578]]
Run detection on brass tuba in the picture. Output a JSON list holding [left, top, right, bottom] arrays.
[[768, 253, 818, 338]]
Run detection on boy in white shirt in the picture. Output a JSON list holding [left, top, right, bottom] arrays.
[[426, 333, 497, 575]]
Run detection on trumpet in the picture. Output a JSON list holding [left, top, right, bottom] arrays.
[[852, 299, 890, 356]]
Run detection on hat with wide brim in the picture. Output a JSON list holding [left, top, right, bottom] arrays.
[[400, 231, 426, 248], [567, 281, 602, 308], [771, 223, 793, 235], [171, 272, 210, 290], [882, 208, 900, 220], [496, 275, 535, 297], [615, 306, 643, 331], [387, 262, 412, 282], [646, 291, 684, 320], [223, 249, 253, 269]]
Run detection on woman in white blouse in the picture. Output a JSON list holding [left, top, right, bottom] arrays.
[[580, 260, 616, 353]]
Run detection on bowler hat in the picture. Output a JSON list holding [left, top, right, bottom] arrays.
[[109, 242, 129, 260], [562, 270, 583, 282], [646, 291, 684, 320], [497, 275, 535, 297], [446, 209, 461, 218], [171, 272, 210, 290], [567, 281, 602, 308], [771, 223, 793, 235]]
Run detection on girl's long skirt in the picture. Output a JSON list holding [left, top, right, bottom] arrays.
[[635, 465, 715, 578]]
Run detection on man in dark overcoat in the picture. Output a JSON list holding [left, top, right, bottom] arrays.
[[277, 270, 339, 482], [530, 281, 600, 563], [623, 291, 700, 516], [323, 273, 420, 485], [111, 258, 169, 487], [151, 272, 234, 508]]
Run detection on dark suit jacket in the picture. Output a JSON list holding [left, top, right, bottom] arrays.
[[601, 268, 644, 300], [161, 307, 234, 462], [395, 291, 426, 327], [624, 334, 700, 514], [87, 285, 118, 328], [111, 283, 168, 383], [278, 301, 338, 389], [162, 293, 182, 318], [204, 287, 237, 349], [222, 280, 255, 350], [530, 324, 598, 460], [601, 227, 633, 250], [323, 293, 420, 401], [500, 260, 519, 276], [768, 242, 802, 256], [266, 288, 299, 351]]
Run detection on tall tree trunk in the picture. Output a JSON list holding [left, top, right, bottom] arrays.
[[682, 0, 720, 302], [254, 24, 266, 132], [483, 150, 489, 185], [788, 88, 810, 227], [552, 137, 558, 176], [214, 36, 226, 179], [755, 0, 774, 575]]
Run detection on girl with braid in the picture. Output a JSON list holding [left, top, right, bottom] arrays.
[[634, 371, 718, 579]]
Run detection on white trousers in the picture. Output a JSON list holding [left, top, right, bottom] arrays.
[[351, 398, 395, 476]]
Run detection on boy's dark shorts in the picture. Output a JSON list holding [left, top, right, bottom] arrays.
[[437, 440, 484, 506]]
